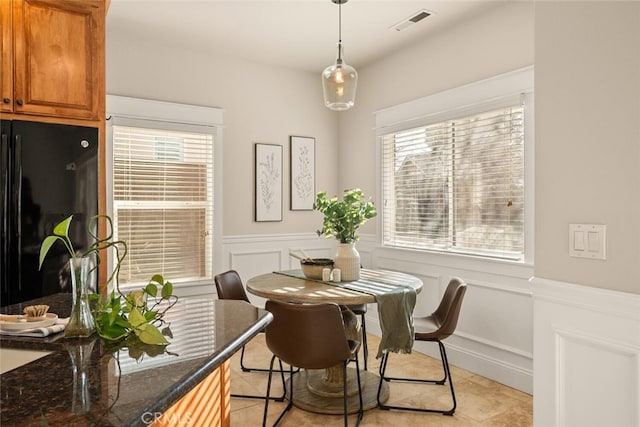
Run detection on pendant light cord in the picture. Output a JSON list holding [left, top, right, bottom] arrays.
[[339, 1, 342, 44], [337, 1, 343, 62]]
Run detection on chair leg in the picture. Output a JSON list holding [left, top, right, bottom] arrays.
[[235, 341, 296, 401], [234, 352, 287, 401], [343, 362, 348, 427], [377, 341, 456, 415], [271, 365, 295, 426], [353, 352, 364, 426], [439, 341, 457, 415], [360, 313, 368, 371], [343, 356, 364, 427], [263, 357, 294, 427], [241, 344, 300, 375], [262, 355, 275, 426], [376, 352, 390, 407]]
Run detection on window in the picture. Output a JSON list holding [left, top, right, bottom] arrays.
[[107, 96, 223, 292], [377, 67, 533, 261]]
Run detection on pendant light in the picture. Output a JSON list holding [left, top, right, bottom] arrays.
[[322, 0, 357, 111]]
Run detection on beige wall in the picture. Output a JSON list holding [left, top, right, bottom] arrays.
[[534, 1, 640, 294], [106, 36, 338, 237]]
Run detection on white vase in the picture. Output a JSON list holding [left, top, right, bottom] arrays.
[[334, 243, 360, 281]]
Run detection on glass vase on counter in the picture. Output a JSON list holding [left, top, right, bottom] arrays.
[[65, 257, 95, 338]]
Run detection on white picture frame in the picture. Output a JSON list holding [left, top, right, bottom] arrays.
[[290, 136, 315, 211], [255, 143, 283, 222]]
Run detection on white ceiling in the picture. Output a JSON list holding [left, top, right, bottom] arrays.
[[107, 0, 504, 73]]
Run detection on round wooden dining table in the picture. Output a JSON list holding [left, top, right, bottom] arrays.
[[246, 269, 423, 414]]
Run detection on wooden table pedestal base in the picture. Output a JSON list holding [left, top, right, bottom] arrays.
[[289, 367, 389, 414]]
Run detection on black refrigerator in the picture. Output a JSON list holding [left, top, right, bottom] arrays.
[[1, 119, 99, 306]]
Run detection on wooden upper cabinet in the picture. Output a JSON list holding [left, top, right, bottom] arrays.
[[8, 0, 105, 120], [1, 0, 13, 113]]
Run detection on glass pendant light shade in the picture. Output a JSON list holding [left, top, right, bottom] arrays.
[[322, 57, 358, 111], [322, 0, 357, 111]]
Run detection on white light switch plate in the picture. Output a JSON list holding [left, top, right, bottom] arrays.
[[569, 224, 606, 260]]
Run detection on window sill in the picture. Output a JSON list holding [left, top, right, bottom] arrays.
[[370, 243, 534, 280]]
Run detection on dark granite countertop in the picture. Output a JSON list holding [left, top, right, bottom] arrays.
[[0, 293, 272, 426]]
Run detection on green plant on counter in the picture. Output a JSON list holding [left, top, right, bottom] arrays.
[[39, 215, 177, 345], [314, 188, 377, 244]]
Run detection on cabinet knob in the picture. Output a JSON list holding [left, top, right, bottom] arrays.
[[2, 98, 9, 104], [16, 99, 23, 106]]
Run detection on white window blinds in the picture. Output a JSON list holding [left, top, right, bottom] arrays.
[[112, 124, 214, 286], [381, 104, 525, 259]]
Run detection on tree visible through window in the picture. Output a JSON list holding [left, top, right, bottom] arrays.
[[381, 105, 525, 259]]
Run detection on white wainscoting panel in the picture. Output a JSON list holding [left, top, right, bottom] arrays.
[[369, 244, 534, 393], [532, 277, 640, 427], [223, 233, 334, 307]]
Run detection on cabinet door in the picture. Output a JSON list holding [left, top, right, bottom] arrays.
[[0, 0, 12, 113], [13, 0, 104, 120]]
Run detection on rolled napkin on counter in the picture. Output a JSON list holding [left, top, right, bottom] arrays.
[[0, 317, 69, 337]]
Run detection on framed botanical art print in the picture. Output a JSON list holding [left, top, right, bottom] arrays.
[[255, 143, 283, 221], [290, 136, 315, 210]]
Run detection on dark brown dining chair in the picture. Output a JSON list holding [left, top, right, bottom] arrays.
[[214, 270, 287, 401], [346, 304, 369, 370], [263, 300, 364, 427], [377, 277, 467, 415]]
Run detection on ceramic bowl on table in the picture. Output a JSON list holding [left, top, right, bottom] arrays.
[[300, 258, 334, 280]]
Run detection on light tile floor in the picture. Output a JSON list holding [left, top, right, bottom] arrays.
[[229, 333, 532, 426]]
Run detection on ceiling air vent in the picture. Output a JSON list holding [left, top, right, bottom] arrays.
[[391, 9, 431, 32]]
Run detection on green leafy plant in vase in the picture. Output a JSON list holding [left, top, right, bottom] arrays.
[[314, 188, 377, 281], [39, 215, 176, 345]]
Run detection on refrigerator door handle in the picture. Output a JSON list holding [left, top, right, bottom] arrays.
[[13, 134, 22, 293], [1, 130, 8, 297]]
